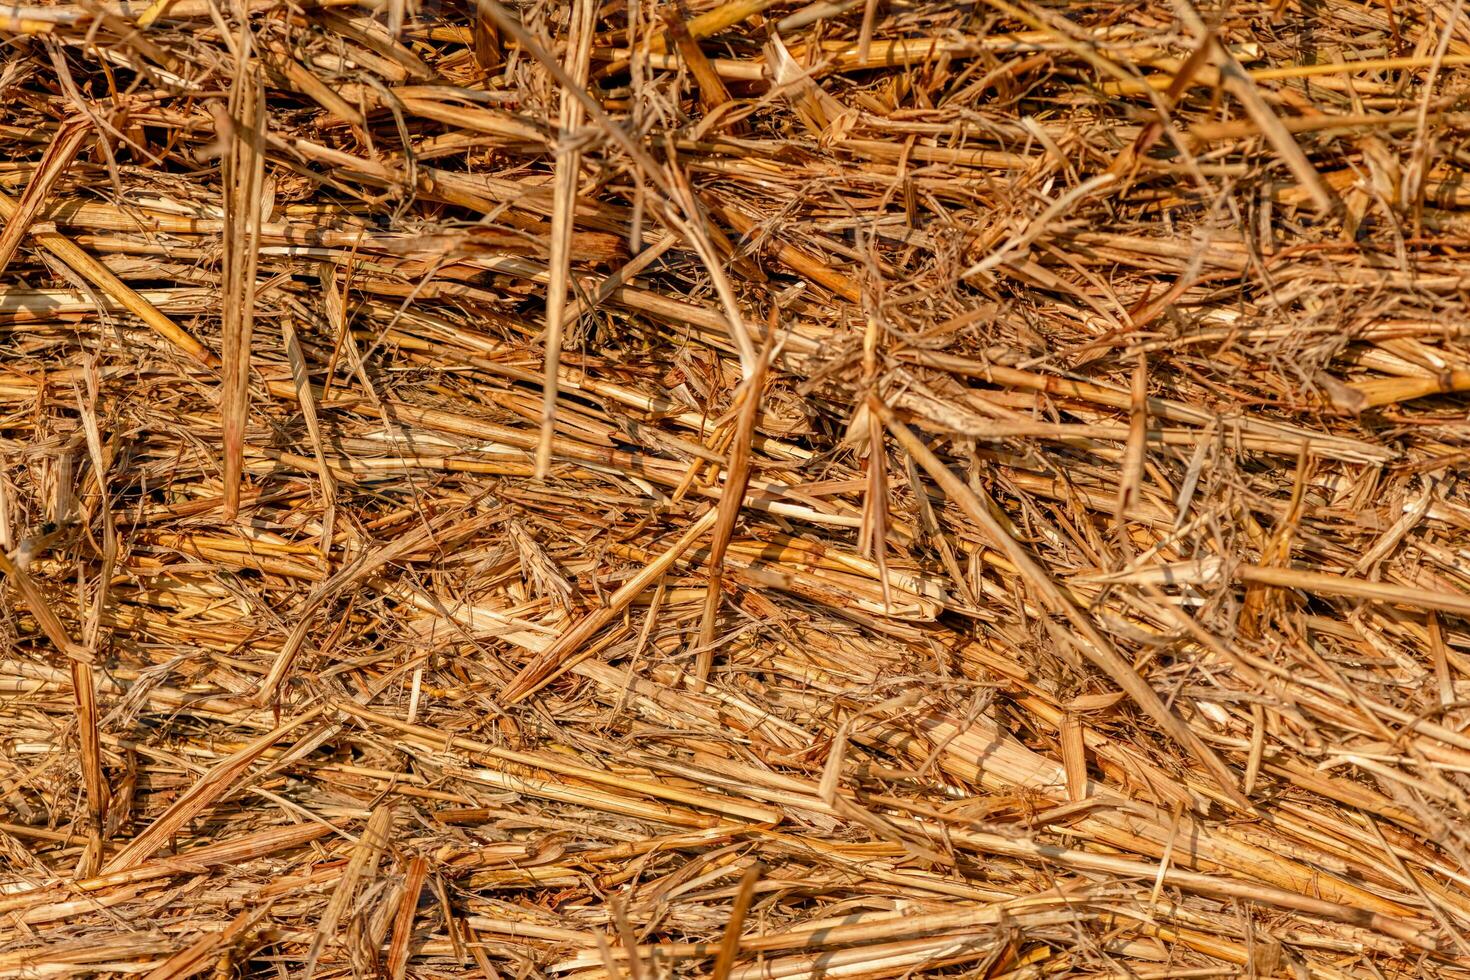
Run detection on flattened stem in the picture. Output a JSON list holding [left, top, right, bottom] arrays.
[[697, 353, 769, 679], [221, 65, 267, 518], [535, 0, 596, 480]]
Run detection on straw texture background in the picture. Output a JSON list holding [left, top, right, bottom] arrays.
[[2, 0, 1470, 976]]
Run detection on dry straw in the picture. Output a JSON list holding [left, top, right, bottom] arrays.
[[2, 0, 1470, 977]]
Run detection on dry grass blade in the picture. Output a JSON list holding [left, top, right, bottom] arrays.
[[0, 120, 89, 277], [221, 51, 267, 519], [387, 855, 429, 980], [142, 904, 272, 980], [1115, 352, 1149, 528], [711, 862, 762, 980], [1193, 12, 1335, 214], [0, 551, 89, 664], [501, 507, 721, 703], [303, 804, 393, 978], [100, 707, 326, 874], [697, 349, 769, 679], [0, 188, 216, 366], [534, 0, 596, 480], [68, 654, 106, 877], [280, 316, 336, 559]]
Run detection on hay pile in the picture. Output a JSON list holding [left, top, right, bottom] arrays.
[[3, 0, 1470, 975]]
